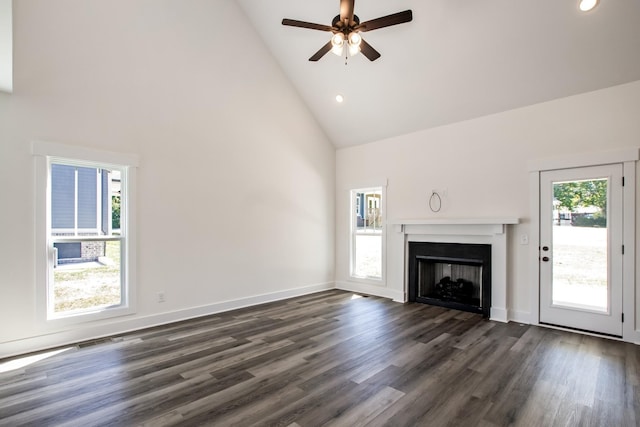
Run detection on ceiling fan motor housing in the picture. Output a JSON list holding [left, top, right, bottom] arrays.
[[332, 14, 360, 34]]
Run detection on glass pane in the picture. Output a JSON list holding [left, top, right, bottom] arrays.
[[48, 161, 126, 318], [51, 164, 76, 230], [354, 235, 381, 278], [77, 167, 98, 229], [353, 189, 383, 279], [110, 170, 122, 234], [355, 190, 383, 232], [53, 240, 122, 314], [552, 179, 608, 312]]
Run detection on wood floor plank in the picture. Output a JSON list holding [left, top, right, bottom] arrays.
[[1, 289, 639, 426], [324, 385, 405, 427]]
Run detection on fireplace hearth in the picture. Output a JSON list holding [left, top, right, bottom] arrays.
[[408, 242, 491, 317]]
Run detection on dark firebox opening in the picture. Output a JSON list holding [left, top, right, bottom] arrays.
[[418, 258, 481, 307], [408, 242, 491, 317]]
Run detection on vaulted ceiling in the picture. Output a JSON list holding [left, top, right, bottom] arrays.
[[236, 0, 640, 148]]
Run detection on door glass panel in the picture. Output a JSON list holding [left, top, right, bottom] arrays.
[[552, 178, 608, 312]]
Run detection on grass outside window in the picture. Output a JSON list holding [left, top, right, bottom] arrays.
[[53, 241, 122, 313]]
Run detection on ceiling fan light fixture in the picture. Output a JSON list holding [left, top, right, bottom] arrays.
[[331, 33, 344, 48], [331, 32, 345, 56], [348, 32, 362, 47], [579, 0, 598, 11]]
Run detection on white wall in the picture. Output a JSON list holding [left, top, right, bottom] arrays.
[[336, 81, 640, 323], [0, 0, 335, 357]]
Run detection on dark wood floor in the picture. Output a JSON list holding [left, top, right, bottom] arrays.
[[1, 290, 639, 426]]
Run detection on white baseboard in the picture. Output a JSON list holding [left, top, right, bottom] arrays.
[[0, 282, 334, 359], [335, 281, 404, 302], [490, 307, 508, 323], [507, 309, 531, 324]]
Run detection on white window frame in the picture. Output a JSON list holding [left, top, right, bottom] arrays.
[[33, 141, 138, 326], [349, 185, 386, 284]]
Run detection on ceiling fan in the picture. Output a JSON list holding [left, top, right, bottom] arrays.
[[282, 0, 413, 62]]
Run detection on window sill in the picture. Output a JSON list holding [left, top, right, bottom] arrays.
[[42, 305, 136, 330], [348, 276, 385, 287]]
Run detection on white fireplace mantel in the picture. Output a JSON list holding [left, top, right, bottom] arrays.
[[389, 217, 519, 235], [389, 218, 519, 225], [387, 217, 519, 322]]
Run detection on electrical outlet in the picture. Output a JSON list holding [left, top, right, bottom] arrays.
[[157, 291, 165, 303]]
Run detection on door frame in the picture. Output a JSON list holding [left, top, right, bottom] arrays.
[[528, 148, 638, 342]]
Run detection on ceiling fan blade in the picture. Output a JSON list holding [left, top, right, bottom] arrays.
[[355, 10, 413, 32], [309, 41, 333, 62], [340, 0, 355, 24], [282, 19, 334, 32], [359, 38, 381, 61]]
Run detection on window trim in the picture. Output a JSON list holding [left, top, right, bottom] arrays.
[[33, 141, 138, 327], [349, 185, 386, 284]]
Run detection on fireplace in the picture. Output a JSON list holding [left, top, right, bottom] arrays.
[[388, 218, 517, 322], [408, 242, 491, 317]]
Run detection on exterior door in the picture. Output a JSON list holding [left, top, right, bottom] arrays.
[[539, 164, 623, 337]]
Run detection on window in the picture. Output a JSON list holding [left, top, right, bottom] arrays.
[[350, 187, 384, 281], [34, 142, 137, 324]]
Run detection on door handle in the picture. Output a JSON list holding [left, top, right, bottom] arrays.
[[542, 246, 549, 251], [542, 256, 550, 262]]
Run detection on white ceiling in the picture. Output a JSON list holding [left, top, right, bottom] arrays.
[[236, 0, 640, 148]]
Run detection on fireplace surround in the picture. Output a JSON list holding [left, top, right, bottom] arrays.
[[408, 242, 492, 317], [388, 218, 518, 322]]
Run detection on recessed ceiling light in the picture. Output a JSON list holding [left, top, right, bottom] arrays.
[[579, 0, 598, 12], [335, 94, 344, 103]]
